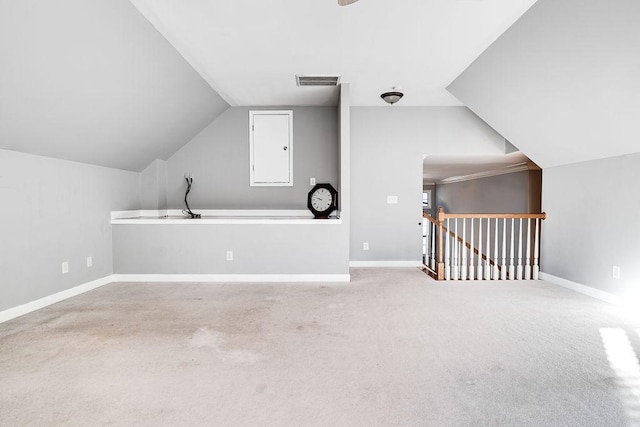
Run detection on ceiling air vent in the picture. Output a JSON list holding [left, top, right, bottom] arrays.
[[296, 74, 341, 87]]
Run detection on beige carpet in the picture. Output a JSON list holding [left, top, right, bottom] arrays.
[[1, 268, 639, 426]]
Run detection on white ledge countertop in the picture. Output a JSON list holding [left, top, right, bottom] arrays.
[[110, 209, 342, 225]]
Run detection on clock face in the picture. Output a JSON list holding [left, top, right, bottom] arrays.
[[311, 188, 333, 211]]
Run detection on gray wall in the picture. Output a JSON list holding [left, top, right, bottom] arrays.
[[0, 0, 228, 172], [165, 107, 338, 210], [338, 84, 351, 262], [0, 149, 139, 312], [541, 153, 640, 298], [435, 170, 534, 214], [114, 90, 353, 277], [140, 159, 168, 211], [350, 107, 506, 262], [113, 223, 348, 275], [448, 0, 640, 169]]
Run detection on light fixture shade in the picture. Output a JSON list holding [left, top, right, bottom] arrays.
[[338, 0, 359, 5], [381, 91, 404, 105]]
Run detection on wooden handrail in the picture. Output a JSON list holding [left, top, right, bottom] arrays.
[[439, 211, 546, 220], [423, 213, 440, 226]]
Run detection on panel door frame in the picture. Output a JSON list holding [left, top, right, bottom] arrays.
[[249, 110, 293, 187]]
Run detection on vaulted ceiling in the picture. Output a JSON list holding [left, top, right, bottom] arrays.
[[3, 0, 635, 174], [448, 0, 640, 169], [130, 0, 537, 107], [0, 0, 228, 171]]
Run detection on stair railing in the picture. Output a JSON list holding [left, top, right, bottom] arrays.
[[423, 208, 546, 281]]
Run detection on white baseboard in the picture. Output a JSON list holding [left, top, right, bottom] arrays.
[[111, 274, 351, 283], [0, 273, 351, 323], [539, 272, 623, 305], [349, 261, 423, 268], [0, 275, 114, 324]]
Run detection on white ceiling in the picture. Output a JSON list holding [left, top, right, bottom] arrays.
[[130, 0, 537, 107], [423, 152, 531, 182]]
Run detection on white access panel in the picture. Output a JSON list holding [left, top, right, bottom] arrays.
[[250, 110, 293, 186]]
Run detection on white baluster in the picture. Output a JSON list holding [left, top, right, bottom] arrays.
[[500, 218, 507, 280], [452, 219, 459, 281], [484, 218, 491, 280], [525, 218, 531, 280], [445, 218, 450, 280], [516, 218, 523, 280], [422, 221, 427, 265], [461, 219, 467, 280], [430, 221, 436, 270], [469, 218, 475, 281], [533, 218, 540, 280], [477, 217, 483, 280], [508, 218, 515, 280], [493, 218, 499, 280]]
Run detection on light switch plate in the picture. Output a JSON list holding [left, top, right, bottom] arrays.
[[387, 196, 398, 204], [612, 265, 620, 279]]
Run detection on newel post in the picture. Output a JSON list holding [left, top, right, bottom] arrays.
[[437, 207, 445, 280]]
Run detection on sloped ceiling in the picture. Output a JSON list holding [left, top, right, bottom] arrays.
[[0, 0, 229, 172], [130, 0, 537, 107], [447, 0, 640, 169]]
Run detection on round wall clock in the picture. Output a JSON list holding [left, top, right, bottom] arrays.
[[307, 183, 338, 219]]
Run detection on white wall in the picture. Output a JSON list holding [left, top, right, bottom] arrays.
[[0, 149, 140, 312], [350, 107, 506, 262], [542, 153, 640, 299], [165, 107, 338, 210]]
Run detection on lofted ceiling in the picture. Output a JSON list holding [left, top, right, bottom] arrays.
[[448, 0, 640, 169], [0, 0, 229, 172], [130, 0, 537, 107]]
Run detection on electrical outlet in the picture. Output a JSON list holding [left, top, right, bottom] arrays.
[[226, 251, 233, 261], [86, 256, 93, 268], [387, 195, 398, 204], [61, 262, 69, 274], [363, 242, 369, 251], [612, 265, 621, 279], [310, 177, 316, 186]]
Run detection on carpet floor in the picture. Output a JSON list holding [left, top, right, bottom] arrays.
[[1, 268, 640, 426]]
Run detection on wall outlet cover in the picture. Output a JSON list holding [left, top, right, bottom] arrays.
[[226, 251, 233, 261], [363, 242, 369, 250], [310, 177, 316, 186], [86, 256, 93, 267], [61, 262, 69, 274], [387, 196, 399, 204]]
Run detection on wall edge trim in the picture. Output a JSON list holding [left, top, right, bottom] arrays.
[[539, 272, 623, 305], [349, 261, 423, 267], [111, 274, 350, 283], [0, 275, 114, 324], [436, 162, 530, 185]]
